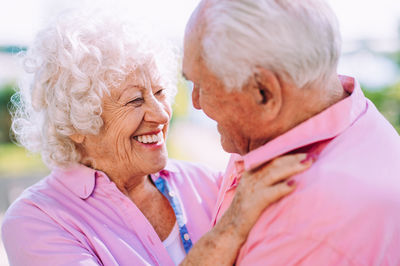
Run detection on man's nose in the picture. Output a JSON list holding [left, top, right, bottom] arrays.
[[192, 84, 201, 110]]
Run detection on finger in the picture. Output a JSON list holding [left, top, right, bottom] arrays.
[[250, 153, 306, 176], [252, 153, 310, 186], [267, 153, 311, 185], [263, 180, 297, 204]]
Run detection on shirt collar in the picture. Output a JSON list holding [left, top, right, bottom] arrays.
[[150, 159, 180, 183], [163, 160, 180, 173], [52, 164, 97, 199], [241, 75, 367, 171], [53, 160, 180, 199]]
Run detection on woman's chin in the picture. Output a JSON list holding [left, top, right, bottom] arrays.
[[145, 150, 169, 174], [125, 139, 170, 176], [154, 156, 168, 173]]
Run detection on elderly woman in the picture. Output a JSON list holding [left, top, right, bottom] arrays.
[[1, 11, 310, 266]]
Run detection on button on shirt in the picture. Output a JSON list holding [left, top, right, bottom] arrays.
[[212, 76, 400, 265], [1, 160, 221, 266], [154, 176, 193, 253]]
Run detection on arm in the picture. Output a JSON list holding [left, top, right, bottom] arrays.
[[181, 153, 312, 266], [1, 206, 101, 266]]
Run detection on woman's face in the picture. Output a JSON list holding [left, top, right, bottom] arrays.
[[82, 67, 172, 181]]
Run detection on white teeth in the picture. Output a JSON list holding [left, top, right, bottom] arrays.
[[134, 131, 164, 144]]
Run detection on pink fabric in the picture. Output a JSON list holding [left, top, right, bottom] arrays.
[[212, 76, 400, 265], [1, 160, 221, 266]]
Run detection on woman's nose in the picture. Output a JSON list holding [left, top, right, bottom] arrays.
[[144, 97, 170, 124]]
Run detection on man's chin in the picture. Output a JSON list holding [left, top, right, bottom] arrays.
[[220, 138, 240, 155]]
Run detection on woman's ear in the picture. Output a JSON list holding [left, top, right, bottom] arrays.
[[69, 134, 85, 144], [251, 67, 283, 120]]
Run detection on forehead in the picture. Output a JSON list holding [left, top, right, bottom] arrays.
[[182, 29, 204, 83], [183, 1, 207, 79], [110, 67, 159, 98]]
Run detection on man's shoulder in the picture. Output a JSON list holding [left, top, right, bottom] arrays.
[[291, 154, 400, 222], [312, 99, 400, 201], [336, 97, 400, 152], [244, 160, 400, 256], [239, 164, 400, 263]]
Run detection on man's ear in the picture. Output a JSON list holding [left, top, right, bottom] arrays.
[[250, 67, 282, 120], [69, 134, 85, 144]]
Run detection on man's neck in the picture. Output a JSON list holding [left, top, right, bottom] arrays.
[[298, 76, 347, 122], [247, 75, 347, 153]]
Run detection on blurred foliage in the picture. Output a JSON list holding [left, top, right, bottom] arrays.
[[0, 143, 47, 177], [172, 76, 190, 119], [0, 83, 15, 143], [363, 81, 400, 133], [389, 50, 400, 67], [364, 48, 400, 133], [167, 76, 191, 159], [0, 83, 48, 177]]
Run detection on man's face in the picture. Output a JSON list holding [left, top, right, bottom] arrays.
[[182, 28, 258, 155]]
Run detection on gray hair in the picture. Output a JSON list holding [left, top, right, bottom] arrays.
[[201, 0, 342, 89], [11, 10, 177, 168]]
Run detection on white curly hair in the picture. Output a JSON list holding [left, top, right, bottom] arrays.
[[11, 10, 178, 168], [201, 0, 342, 90]]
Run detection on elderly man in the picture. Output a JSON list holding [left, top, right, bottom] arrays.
[[183, 0, 400, 264]]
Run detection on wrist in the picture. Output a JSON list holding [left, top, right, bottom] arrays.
[[215, 204, 254, 244]]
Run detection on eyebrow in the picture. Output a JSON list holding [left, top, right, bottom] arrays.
[[117, 85, 145, 101]]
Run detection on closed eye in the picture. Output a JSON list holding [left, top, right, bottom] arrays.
[[154, 88, 165, 96], [126, 97, 144, 107]]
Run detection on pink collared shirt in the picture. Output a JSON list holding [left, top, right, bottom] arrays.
[[1, 160, 221, 266], [213, 76, 400, 265]]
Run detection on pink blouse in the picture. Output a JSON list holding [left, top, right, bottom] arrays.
[[1, 160, 221, 265]]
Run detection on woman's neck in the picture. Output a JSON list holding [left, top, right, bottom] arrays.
[[111, 171, 176, 241]]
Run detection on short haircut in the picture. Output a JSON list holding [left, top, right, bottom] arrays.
[[201, 0, 341, 89]]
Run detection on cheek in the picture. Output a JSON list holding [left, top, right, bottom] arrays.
[[110, 108, 143, 133], [163, 104, 172, 137], [163, 100, 173, 117], [104, 110, 143, 148]]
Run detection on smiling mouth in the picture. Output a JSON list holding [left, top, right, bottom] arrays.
[[133, 131, 164, 145]]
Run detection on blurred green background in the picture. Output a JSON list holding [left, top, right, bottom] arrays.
[[1, 49, 400, 177]]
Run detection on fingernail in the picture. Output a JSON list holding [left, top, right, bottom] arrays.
[[301, 153, 316, 164], [287, 180, 296, 186]]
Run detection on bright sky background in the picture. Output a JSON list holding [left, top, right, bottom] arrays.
[[0, 0, 399, 88], [0, 0, 399, 45]]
